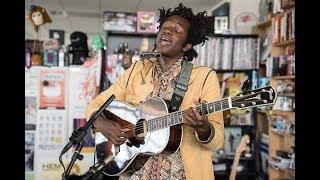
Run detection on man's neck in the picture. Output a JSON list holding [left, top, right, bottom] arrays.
[[159, 56, 183, 70]]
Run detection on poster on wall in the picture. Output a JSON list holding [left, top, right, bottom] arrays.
[[36, 110, 67, 152], [82, 53, 102, 88], [25, 131, 35, 171], [25, 172, 35, 180], [68, 67, 89, 118], [106, 54, 125, 85], [224, 127, 242, 155], [25, 67, 40, 96], [68, 61, 100, 118], [35, 158, 64, 180], [137, 11, 157, 33], [39, 68, 66, 109], [25, 96, 37, 130]]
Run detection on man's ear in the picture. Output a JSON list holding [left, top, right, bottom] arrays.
[[183, 43, 193, 52]]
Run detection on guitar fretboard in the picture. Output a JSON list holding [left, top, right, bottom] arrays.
[[147, 98, 230, 132]]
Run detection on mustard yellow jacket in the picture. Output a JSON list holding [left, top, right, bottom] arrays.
[[85, 59, 224, 180]]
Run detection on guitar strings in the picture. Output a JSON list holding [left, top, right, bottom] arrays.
[[116, 96, 262, 133], [145, 99, 229, 132], [146, 100, 229, 132], [140, 98, 261, 133]]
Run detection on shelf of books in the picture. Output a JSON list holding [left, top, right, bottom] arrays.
[[254, 0, 295, 179], [195, 34, 259, 179]]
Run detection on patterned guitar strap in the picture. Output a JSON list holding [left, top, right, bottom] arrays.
[[170, 59, 192, 112]]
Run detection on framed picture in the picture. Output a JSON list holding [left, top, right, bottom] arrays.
[[137, 11, 157, 33], [214, 16, 229, 34], [49, 29, 65, 45], [224, 127, 242, 155], [103, 11, 137, 32]]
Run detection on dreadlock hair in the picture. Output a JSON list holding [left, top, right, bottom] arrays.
[[158, 3, 214, 61]]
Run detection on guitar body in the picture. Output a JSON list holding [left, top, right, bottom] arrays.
[[95, 97, 183, 176], [92, 85, 277, 177]]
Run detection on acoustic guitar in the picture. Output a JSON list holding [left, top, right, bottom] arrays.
[[94, 86, 276, 176], [229, 134, 250, 180]]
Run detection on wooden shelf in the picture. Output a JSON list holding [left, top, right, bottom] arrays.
[[270, 129, 294, 136], [214, 170, 256, 176], [215, 69, 258, 73], [273, 39, 295, 47], [271, 75, 295, 80], [257, 19, 272, 28], [259, 61, 266, 65], [225, 124, 254, 127], [222, 155, 255, 160], [207, 34, 258, 38], [270, 166, 295, 176], [106, 30, 157, 37], [277, 93, 295, 97], [270, 110, 295, 116]]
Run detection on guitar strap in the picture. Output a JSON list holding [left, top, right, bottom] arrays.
[[170, 59, 192, 112]]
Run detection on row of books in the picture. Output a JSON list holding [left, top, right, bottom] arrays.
[[265, 54, 295, 77], [273, 9, 295, 43], [194, 37, 259, 70]]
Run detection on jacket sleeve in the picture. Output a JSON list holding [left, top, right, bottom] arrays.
[[195, 70, 224, 151], [85, 62, 137, 120]]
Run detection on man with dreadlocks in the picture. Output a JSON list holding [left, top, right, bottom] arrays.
[[86, 3, 224, 180]]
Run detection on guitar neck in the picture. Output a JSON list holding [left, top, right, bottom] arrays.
[[229, 153, 241, 180], [147, 97, 231, 132]]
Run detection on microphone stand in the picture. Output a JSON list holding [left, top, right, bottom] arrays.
[[80, 145, 120, 180], [60, 94, 116, 180], [81, 154, 115, 180]]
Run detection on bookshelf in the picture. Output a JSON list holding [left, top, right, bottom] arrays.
[[194, 34, 260, 180], [273, 39, 295, 47], [271, 75, 295, 80], [253, 2, 295, 180]]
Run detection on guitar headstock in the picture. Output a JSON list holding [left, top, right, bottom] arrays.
[[235, 134, 250, 155], [231, 86, 277, 109]]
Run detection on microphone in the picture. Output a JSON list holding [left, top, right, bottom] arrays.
[[81, 154, 115, 180], [139, 52, 163, 60]]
